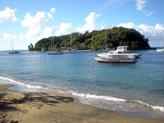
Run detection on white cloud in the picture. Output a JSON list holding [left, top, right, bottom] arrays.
[[145, 11, 154, 16], [20, 10, 54, 40], [155, 24, 164, 31], [1, 33, 17, 50], [47, 12, 53, 19], [135, 0, 154, 16], [76, 12, 104, 33], [118, 22, 135, 28], [20, 25, 41, 40], [43, 26, 54, 37], [136, 0, 147, 10], [117, 22, 164, 46], [3, 33, 16, 40], [51, 8, 56, 13], [21, 12, 47, 27], [55, 23, 73, 36], [20, 8, 73, 41], [0, 7, 18, 23]]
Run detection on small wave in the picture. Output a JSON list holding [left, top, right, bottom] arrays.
[[1, 76, 164, 113], [71, 91, 126, 102], [25, 84, 43, 89], [72, 91, 164, 113], [0, 76, 70, 94], [0, 76, 42, 89], [131, 100, 164, 112]]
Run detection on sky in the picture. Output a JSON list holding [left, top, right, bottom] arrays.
[[0, 0, 164, 50]]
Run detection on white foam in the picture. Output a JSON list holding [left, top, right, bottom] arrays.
[[152, 106, 164, 112], [71, 91, 126, 102], [25, 84, 42, 89], [134, 100, 164, 112], [0, 76, 42, 89], [72, 91, 164, 113]]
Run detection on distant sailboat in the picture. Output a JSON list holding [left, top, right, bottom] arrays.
[[9, 39, 19, 54], [48, 29, 64, 55], [40, 48, 45, 52], [65, 34, 79, 53], [157, 31, 164, 52]]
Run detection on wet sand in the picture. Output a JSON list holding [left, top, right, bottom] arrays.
[[0, 83, 163, 123]]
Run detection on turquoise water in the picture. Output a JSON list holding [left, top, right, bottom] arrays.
[[0, 50, 164, 119]]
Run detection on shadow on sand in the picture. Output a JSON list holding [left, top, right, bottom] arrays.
[[0, 92, 75, 123]]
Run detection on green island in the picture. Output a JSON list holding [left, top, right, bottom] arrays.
[[28, 27, 150, 51]]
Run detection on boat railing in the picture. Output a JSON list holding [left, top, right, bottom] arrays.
[[108, 54, 136, 59]]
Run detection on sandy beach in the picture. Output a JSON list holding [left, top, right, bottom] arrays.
[[0, 83, 163, 123]]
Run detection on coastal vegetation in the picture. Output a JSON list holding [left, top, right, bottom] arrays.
[[28, 27, 150, 51]]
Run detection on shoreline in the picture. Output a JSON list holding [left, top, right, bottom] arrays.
[[0, 83, 164, 123], [1, 76, 164, 121]]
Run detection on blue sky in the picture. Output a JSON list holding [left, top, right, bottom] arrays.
[[0, 0, 164, 50]]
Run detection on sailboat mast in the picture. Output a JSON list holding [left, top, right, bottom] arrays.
[[70, 34, 72, 49], [162, 30, 164, 48], [53, 29, 54, 51], [12, 39, 14, 51]]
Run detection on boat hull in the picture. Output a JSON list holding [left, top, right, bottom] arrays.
[[94, 57, 136, 63], [9, 51, 19, 54], [48, 51, 64, 55], [157, 49, 164, 52], [97, 52, 140, 58]]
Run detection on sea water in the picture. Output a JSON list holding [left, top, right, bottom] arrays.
[[0, 50, 164, 120]]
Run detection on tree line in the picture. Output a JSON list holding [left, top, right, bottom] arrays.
[[28, 27, 150, 51]]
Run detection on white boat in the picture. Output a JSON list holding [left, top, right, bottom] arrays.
[[9, 39, 19, 54], [95, 52, 136, 63], [98, 46, 141, 58], [95, 50, 137, 63], [94, 55, 136, 63], [157, 32, 164, 52]]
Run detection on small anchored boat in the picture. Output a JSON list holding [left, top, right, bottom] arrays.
[[9, 39, 19, 54]]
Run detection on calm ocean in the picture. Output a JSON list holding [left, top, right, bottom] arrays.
[[0, 50, 164, 119]]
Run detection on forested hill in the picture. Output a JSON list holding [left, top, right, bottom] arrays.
[[28, 27, 150, 51]]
